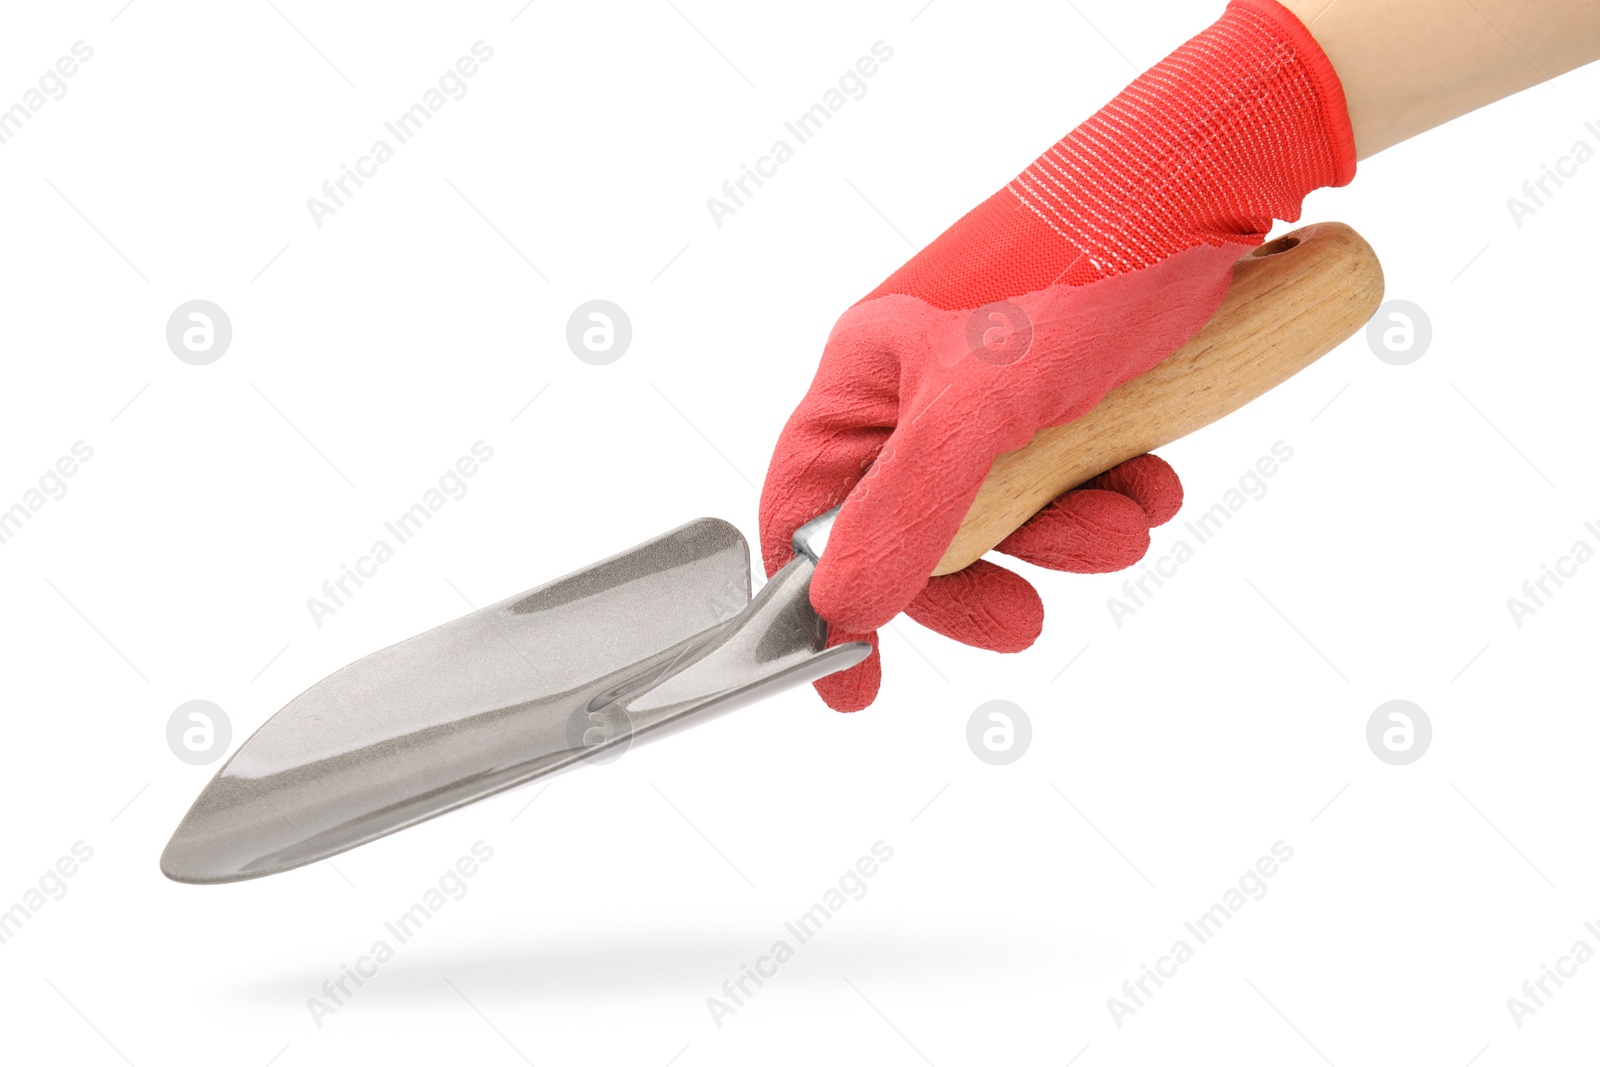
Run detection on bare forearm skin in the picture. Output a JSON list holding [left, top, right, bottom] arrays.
[[1280, 0, 1600, 158]]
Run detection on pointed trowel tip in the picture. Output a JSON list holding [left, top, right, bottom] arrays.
[[160, 778, 235, 885], [159, 832, 226, 885], [158, 768, 337, 885], [159, 795, 268, 885], [160, 834, 238, 886]]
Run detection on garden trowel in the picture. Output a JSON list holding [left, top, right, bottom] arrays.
[[161, 222, 1383, 884]]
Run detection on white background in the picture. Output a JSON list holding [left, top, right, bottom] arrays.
[[1, 1, 1597, 1064]]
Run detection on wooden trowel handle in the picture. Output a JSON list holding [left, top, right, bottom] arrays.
[[932, 221, 1384, 576]]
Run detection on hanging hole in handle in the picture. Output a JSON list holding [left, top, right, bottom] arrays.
[[1251, 234, 1301, 258]]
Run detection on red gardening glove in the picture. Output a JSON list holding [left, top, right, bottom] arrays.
[[761, 0, 1357, 711]]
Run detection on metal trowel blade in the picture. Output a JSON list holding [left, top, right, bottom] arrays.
[[160, 518, 868, 884]]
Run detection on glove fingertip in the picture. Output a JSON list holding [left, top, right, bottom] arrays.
[[908, 563, 1043, 653], [813, 634, 880, 712], [998, 490, 1152, 573], [1086, 454, 1183, 527]]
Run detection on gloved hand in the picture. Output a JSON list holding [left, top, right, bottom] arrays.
[[761, 0, 1357, 711]]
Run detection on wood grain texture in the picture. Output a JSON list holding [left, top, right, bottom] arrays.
[[934, 221, 1384, 576]]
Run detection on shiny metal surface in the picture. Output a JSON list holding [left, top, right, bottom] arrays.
[[792, 506, 841, 563], [161, 517, 868, 884]]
